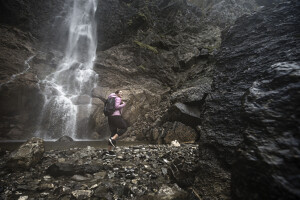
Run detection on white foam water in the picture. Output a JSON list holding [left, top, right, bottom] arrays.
[[35, 0, 98, 140]]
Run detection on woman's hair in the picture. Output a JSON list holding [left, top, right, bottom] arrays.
[[115, 90, 120, 94]]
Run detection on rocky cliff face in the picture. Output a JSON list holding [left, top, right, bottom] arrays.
[[0, 0, 69, 49], [92, 0, 268, 142], [0, 25, 41, 140], [90, 0, 222, 140], [197, 1, 300, 199], [0, 0, 67, 140]]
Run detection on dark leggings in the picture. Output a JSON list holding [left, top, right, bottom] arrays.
[[108, 116, 128, 137]]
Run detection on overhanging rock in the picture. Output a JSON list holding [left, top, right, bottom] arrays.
[[170, 79, 212, 104], [174, 102, 201, 119], [162, 102, 201, 128]]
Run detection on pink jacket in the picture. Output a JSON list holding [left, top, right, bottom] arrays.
[[108, 93, 126, 116]]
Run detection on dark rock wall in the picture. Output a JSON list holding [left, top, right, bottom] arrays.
[[92, 0, 224, 140], [96, 0, 204, 50], [198, 1, 300, 199], [187, 0, 259, 27], [234, 62, 300, 200], [0, 0, 68, 49], [0, 0, 68, 139], [187, 0, 287, 28], [0, 25, 42, 140]]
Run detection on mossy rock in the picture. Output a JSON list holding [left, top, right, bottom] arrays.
[[134, 40, 158, 54]]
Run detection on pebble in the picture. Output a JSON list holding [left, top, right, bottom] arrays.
[[58, 158, 65, 162], [94, 171, 106, 179], [71, 190, 93, 199], [18, 196, 28, 200], [71, 175, 90, 181], [43, 175, 51, 180], [162, 168, 168, 176]]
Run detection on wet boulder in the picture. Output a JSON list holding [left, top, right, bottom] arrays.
[[6, 137, 44, 170], [166, 79, 212, 127], [170, 80, 211, 104], [46, 163, 103, 177], [56, 135, 74, 142], [93, 184, 110, 199]]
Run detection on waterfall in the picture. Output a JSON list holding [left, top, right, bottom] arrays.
[[35, 0, 98, 140]]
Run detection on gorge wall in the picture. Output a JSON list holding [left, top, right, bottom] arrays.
[[0, 0, 299, 199], [197, 1, 300, 199]]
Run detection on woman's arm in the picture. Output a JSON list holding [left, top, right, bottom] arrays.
[[115, 97, 126, 109]]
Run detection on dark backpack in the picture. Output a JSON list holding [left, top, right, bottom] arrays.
[[103, 97, 115, 116]]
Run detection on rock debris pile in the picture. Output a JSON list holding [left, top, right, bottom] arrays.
[[0, 144, 200, 200]]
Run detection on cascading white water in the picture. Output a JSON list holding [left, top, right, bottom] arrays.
[[35, 0, 98, 140]]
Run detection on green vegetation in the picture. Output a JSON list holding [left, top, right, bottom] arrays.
[[134, 40, 158, 54], [137, 12, 147, 21], [127, 11, 148, 27], [137, 65, 146, 71], [127, 19, 133, 26]]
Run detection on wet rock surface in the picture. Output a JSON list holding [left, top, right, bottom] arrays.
[[0, 0, 68, 49], [198, 1, 300, 199], [6, 137, 44, 170], [0, 25, 43, 140], [56, 135, 74, 142], [233, 61, 300, 200], [89, 0, 246, 139], [0, 143, 199, 200]]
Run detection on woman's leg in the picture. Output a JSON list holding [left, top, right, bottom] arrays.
[[116, 117, 128, 137], [108, 117, 118, 150], [108, 116, 128, 150]]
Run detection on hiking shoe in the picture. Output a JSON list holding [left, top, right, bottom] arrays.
[[108, 138, 116, 147], [101, 151, 109, 157]]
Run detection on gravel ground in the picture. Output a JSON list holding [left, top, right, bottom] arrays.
[[0, 143, 200, 200]]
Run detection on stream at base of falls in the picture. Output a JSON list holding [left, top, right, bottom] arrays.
[[0, 141, 150, 152]]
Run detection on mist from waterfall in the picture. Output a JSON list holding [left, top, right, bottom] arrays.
[[35, 0, 98, 140]]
